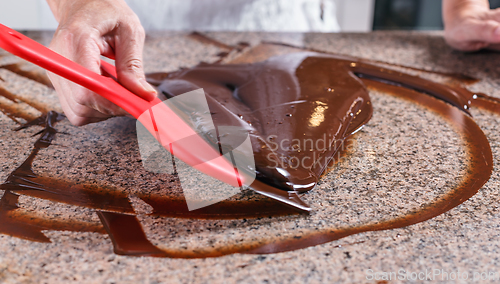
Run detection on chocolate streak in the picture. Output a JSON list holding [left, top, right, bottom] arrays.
[[1, 63, 53, 88], [0, 112, 301, 255], [0, 112, 105, 242], [0, 45, 497, 258], [0, 85, 37, 123]]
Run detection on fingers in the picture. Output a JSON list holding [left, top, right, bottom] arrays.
[[48, 27, 128, 125], [70, 36, 129, 116], [51, 80, 109, 125], [443, 2, 500, 52], [114, 18, 157, 102], [445, 18, 500, 51], [46, 0, 150, 126]]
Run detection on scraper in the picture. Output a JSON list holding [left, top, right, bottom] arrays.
[[0, 23, 311, 212]]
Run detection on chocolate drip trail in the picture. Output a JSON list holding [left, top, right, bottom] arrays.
[[0, 112, 105, 242], [1, 63, 53, 88]]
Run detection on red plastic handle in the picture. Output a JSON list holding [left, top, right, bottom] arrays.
[[0, 23, 244, 188], [0, 24, 152, 118]]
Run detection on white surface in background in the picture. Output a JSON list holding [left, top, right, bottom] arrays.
[[0, 0, 374, 32], [126, 0, 340, 32], [0, 0, 58, 30], [236, 0, 341, 31], [335, 0, 375, 32]]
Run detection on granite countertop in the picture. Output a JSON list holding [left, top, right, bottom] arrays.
[[1, 30, 500, 284]]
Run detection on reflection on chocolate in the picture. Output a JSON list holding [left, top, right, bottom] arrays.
[[470, 93, 500, 112], [0, 43, 498, 258], [158, 53, 373, 192]]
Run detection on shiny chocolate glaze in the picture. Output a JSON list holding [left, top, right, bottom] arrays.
[[0, 43, 497, 258]]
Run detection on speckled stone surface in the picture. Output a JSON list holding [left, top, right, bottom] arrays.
[[1, 31, 500, 283]]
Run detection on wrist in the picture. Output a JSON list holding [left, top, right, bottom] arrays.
[[47, 0, 132, 25], [46, 0, 72, 22]]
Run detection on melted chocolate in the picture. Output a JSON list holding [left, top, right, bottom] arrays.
[[189, 32, 235, 51], [158, 53, 373, 192], [0, 41, 497, 258], [157, 51, 477, 193], [97, 211, 167, 257], [1, 63, 53, 88], [245, 79, 492, 254], [0, 82, 49, 122], [0, 112, 106, 242], [0, 85, 36, 123], [261, 40, 480, 85], [0, 111, 299, 252]]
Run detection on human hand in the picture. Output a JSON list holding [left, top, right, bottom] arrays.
[[46, 0, 156, 125], [443, 0, 500, 51]]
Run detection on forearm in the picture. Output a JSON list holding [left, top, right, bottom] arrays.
[[46, 0, 67, 22], [46, 0, 129, 23]]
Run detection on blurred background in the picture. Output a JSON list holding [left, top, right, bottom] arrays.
[[2, 0, 500, 32]]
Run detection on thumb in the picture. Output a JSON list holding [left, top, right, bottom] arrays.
[[114, 25, 157, 101]]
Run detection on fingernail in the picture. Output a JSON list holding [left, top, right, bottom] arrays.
[[140, 78, 157, 101]]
